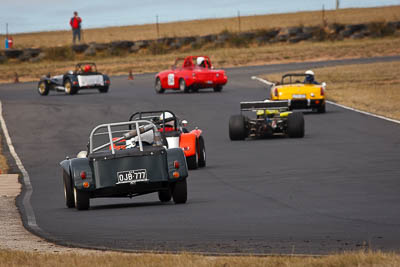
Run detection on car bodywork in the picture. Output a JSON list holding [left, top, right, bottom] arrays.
[[270, 73, 326, 113], [229, 100, 305, 140], [38, 62, 111, 96], [154, 56, 227, 93], [129, 111, 206, 170], [60, 119, 188, 210]]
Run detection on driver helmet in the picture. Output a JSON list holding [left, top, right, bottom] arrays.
[[305, 70, 315, 76], [84, 65, 92, 72], [305, 70, 315, 83], [196, 57, 205, 66], [159, 112, 175, 127]]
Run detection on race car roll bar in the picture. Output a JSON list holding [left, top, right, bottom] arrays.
[[89, 120, 162, 154]]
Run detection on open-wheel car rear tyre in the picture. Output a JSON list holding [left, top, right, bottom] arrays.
[[64, 79, 77, 95], [179, 78, 190, 93], [172, 178, 187, 204], [229, 115, 247, 140], [155, 77, 165, 94], [158, 188, 172, 202], [73, 187, 90, 210], [63, 170, 75, 208], [37, 81, 49, 96], [198, 136, 206, 168], [287, 112, 305, 138]]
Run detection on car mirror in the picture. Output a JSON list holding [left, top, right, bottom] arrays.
[[321, 82, 327, 89], [181, 120, 188, 126]]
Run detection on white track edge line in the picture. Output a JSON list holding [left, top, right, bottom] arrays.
[[325, 100, 400, 124], [252, 76, 400, 125], [0, 101, 39, 229]]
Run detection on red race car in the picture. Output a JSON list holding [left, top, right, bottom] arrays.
[[129, 111, 206, 170], [155, 56, 228, 93]]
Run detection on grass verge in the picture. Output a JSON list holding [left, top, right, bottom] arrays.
[[260, 61, 400, 120], [0, 250, 399, 267], [1, 36, 400, 84], [8, 6, 400, 49]]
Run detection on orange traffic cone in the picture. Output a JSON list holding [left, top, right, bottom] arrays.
[[128, 70, 134, 80], [14, 72, 19, 83]]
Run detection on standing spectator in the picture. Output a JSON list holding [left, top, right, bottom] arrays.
[[70, 11, 82, 44]]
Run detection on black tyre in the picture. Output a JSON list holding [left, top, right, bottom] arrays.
[[73, 187, 90, 210], [198, 136, 206, 168], [229, 115, 247, 140], [179, 78, 189, 93], [63, 170, 75, 208], [287, 112, 305, 138], [214, 85, 223, 92], [158, 189, 172, 202], [317, 103, 326, 113], [172, 178, 187, 204], [64, 79, 77, 95], [186, 152, 198, 170], [98, 86, 109, 93], [37, 80, 49, 96], [155, 77, 165, 94]]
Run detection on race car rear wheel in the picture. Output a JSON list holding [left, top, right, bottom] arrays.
[[287, 112, 305, 138], [229, 115, 247, 140], [73, 187, 90, 210], [317, 103, 326, 113], [98, 86, 109, 93], [179, 78, 189, 93], [214, 85, 223, 92], [198, 136, 206, 168], [158, 189, 172, 202], [64, 79, 77, 95], [37, 80, 49, 96], [186, 150, 198, 170], [172, 178, 187, 204], [63, 170, 75, 208], [155, 77, 165, 94]]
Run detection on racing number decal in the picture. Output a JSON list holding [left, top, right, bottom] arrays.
[[168, 73, 175, 86]]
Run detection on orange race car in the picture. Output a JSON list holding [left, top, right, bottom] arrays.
[[127, 111, 206, 170]]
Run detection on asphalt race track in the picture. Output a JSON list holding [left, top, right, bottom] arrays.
[[1, 56, 400, 255]]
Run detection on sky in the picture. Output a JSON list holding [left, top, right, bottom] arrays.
[[0, 0, 399, 34]]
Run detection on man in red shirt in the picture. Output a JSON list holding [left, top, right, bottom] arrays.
[[70, 11, 82, 44]]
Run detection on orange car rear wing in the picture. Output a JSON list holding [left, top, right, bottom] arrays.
[[240, 101, 289, 112]]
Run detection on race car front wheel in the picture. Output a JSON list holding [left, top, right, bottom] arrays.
[[64, 79, 77, 95], [37, 81, 49, 96], [179, 78, 190, 93], [155, 77, 165, 94], [287, 112, 305, 138], [229, 115, 248, 140]]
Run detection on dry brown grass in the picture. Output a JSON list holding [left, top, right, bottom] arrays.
[[261, 61, 400, 120], [0, 250, 399, 267], [1, 36, 400, 84], [8, 6, 400, 49]]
